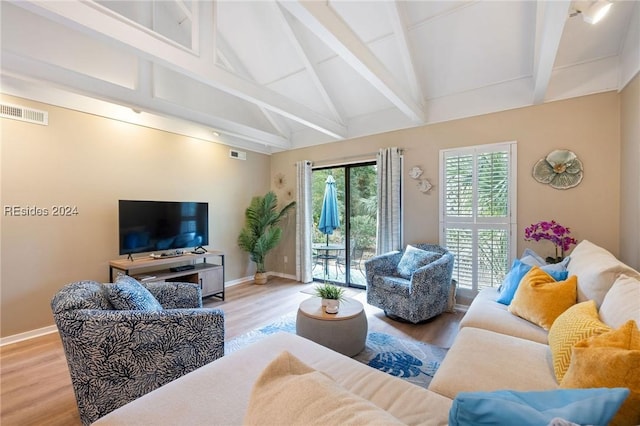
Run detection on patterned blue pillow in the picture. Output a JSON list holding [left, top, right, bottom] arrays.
[[107, 275, 163, 311], [396, 245, 441, 279]]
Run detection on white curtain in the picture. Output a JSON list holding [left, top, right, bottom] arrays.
[[296, 160, 313, 283], [376, 147, 402, 254]]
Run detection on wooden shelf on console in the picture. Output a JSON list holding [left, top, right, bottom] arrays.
[[109, 251, 225, 300]]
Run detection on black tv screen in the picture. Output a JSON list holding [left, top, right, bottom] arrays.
[[118, 200, 209, 255]]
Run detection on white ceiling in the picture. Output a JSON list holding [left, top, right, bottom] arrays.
[[1, 1, 638, 154]]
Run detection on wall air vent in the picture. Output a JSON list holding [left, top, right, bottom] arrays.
[[0, 103, 48, 125], [229, 149, 246, 160]]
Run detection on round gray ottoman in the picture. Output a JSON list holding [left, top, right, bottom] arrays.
[[296, 297, 368, 356]]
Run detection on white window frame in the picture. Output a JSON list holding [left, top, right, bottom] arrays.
[[439, 141, 518, 298]]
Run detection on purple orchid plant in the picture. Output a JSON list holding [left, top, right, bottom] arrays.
[[524, 220, 578, 262]]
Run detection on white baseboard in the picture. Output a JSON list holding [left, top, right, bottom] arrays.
[[0, 325, 57, 347], [224, 276, 253, 287], [267, 271, 297, 281], [454, 303, 469, 313], [227, 272, 298, 287]]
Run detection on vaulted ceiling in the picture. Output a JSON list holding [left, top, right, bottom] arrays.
[[2, 1, 638, 154]]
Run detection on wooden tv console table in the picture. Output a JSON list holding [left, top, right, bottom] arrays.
[[109, 251, 225, 300]]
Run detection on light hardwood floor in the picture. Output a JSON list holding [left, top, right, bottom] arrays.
[[0, 277, 464, 426]]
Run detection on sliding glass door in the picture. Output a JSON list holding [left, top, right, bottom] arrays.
[[312, 162, 377, 288]]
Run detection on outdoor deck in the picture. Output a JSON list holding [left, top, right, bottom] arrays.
[[311, 251, 374, 287]]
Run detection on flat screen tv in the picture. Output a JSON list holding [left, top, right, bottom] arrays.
[[118, 200, 209, 255]]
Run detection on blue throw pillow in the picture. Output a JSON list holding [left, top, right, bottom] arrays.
[[497, 259, 569, 305], [396, 245, 441, 279], [521, 248, 571, 271], [449, 388, 629, 426], [107, 275, 163, 311], [521, 248, 547, 266]]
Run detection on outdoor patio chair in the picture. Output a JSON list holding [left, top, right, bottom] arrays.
[[337, 242, 365, 274], [51, 278, 225, 425], [365, 244, 454, 323]]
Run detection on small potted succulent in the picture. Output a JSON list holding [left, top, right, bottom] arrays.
[[314, 283, 346, 314]]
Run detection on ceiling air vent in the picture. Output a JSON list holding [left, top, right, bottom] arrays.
[[0, 103, 48, 125], [229, 149, 246, 160]]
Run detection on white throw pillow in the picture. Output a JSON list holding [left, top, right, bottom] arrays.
[[598, 274, 640, 329], [566, 240, 640, 307], [244, 351, 405, 426]]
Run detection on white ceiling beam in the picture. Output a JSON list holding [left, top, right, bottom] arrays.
[[207, 65, 345, 138], [1, 51, 292, 148], [532, 1, 572, 104], [275, 2, 344, 124], [386, 1, 424, 106], [173, 0, 193, 23], [216, 34, 290, 138], [278, 0, 425, 124], [10, 0, 346, 140]]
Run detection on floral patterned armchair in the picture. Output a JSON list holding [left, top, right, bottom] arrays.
[[365, 244, 455, 323], [51, 279, 225, 425]]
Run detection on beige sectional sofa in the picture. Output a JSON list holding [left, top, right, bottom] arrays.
[[429, 239, 640, 423], [94, 331, 453, 425], [95, 240, 639, 425]]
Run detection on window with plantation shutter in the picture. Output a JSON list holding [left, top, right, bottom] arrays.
[[439, 142, 517, 297]]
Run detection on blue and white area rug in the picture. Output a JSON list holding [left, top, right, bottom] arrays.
[[225, 313, 448, 389]]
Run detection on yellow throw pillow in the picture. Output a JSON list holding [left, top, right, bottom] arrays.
[[560, 320, 640, 426], [508, 266, 577, 330], [243, 351, 405, 426], [548, 300, 612, 382]]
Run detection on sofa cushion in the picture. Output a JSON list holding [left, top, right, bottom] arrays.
[[429, 327, 558, 399], [449, 388, 629, 426], [459, 288, 549, 344], [497, 259, 569, 305], [566, 240, 640, 307], [548, 300, 611, 382], [396, 245, 440, 279], [244, 351, 404, 425], [560, 320, 640, 426], [599, 274, 640, 329], [106, 275, 163, 311], [508, 267, 577, 330]]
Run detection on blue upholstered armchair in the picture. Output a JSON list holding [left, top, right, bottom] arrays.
[[51, 279, 225, 425], [365, 244, 455, 323]]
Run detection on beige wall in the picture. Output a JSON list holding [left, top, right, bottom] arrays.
[[1, 88, 633, 338], [620, 73, 640, 270], [1, 95, 270, 338], [271, 92, 623, 277]]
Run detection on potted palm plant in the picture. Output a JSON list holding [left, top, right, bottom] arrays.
[[314, 283, 346, 314], [238, 191, 295, 285]]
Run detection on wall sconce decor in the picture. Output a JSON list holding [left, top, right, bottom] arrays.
[[408, 166, 433, 194], [532, 149, 583, 190], [274, 173, 286, 189], [285, 188, 294, 200], [409, 166, 423, 179]]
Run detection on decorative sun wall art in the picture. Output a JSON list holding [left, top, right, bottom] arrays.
[[532, 149, 583, 190]]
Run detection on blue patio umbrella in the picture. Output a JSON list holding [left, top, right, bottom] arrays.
[[318, 175, 340, 245]]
